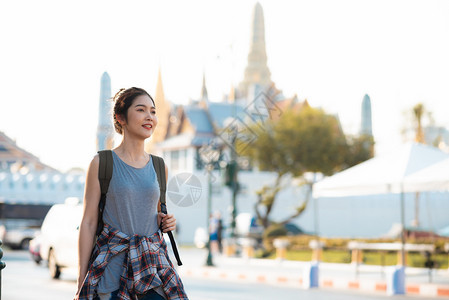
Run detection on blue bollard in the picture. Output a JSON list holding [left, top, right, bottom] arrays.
[[387, 266, 405, 295], [0, 239, 6, 300], [303, 262, 319, 288]]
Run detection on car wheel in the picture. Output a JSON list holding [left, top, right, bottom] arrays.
[[20, 238, 31, 250], [33, 254, 42, 265], [48, 249, 61, 279]]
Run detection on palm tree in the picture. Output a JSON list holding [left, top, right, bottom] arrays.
[[412, 103, 425, 228], [413, 103, 425, 144]]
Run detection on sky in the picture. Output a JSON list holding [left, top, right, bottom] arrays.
[[1, 0, 449, 172]]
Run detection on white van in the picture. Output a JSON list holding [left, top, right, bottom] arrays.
[[40, 197, 83, 279]]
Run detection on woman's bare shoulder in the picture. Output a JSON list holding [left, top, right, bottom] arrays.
[[86, 154, 100, 174]]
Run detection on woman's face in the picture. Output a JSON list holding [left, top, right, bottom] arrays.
[[121, 95, 158, 139]]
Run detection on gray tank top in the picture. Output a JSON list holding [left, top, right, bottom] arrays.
[[97, 151, 163, 296]]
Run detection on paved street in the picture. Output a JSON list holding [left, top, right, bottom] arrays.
[[1, 250, 443, 300]]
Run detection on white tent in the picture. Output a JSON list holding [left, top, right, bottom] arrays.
[[313, 143, 449, 198], [312, 143, 449, 267], [403, 157, 449, 192]]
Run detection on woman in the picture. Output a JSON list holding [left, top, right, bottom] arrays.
[[75, 87, 188, 300]]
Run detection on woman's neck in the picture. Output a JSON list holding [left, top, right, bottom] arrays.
[[114, 136, 148, 163]]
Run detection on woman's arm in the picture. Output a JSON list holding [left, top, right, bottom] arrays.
[[76, 155, 101, 294], [158, 164, 176, 233]]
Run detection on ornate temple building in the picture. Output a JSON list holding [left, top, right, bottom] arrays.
[[145, 2, 306, 172], [0, 71, 116, 224], [0, 131, 85, 206], [0, 71, 115, 208]]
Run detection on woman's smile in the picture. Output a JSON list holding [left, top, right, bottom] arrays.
[[142, 123, 153, 130]]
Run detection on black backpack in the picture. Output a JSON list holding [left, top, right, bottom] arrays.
[[96, 150, 182, 266]]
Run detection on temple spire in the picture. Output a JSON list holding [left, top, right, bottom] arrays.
[[150, 66, 171, 144], [239, 2, 273, 98], [228, 85, 236, 103], [155, 67, 166, 105], [201, 71, 208, 101], [360, 94, 372, 136], [199, 71, 209, 108], [96, 72, 114, 151]]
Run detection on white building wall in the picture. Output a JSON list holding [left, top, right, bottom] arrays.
[[0, 170, 85, 205]]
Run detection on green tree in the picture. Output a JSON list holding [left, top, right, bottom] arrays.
[[344, 134, 375, 168], [239, 106, 372, 230]]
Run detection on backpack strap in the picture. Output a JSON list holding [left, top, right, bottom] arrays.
[[151, 155, 167, 208], [151, 154, 183, 266], [96, 150, 113, 236]]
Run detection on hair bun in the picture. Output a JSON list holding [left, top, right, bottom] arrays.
[[112, 88, 126, 102]]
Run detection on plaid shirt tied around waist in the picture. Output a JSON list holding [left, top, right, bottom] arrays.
[[79, 223, 188, 300]]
